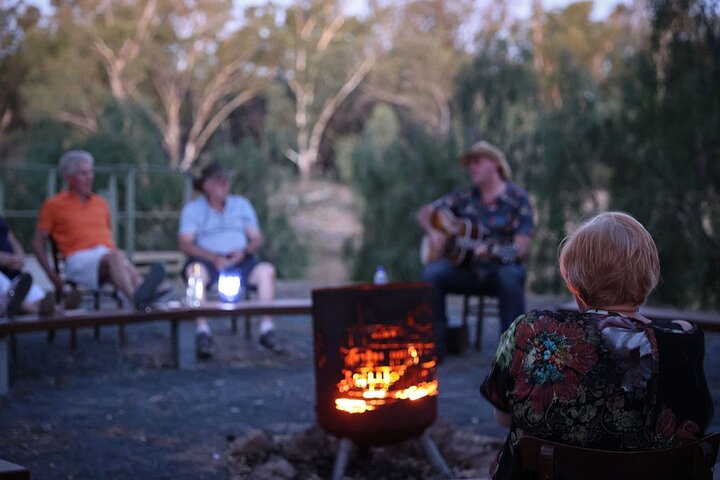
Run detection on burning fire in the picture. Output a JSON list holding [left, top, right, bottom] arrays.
[[334, 324, 438, 414]]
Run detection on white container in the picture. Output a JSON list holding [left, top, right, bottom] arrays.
[[373, 266, 388, 285]]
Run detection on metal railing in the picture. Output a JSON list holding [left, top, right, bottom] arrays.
[[0, 163, 194, 259]]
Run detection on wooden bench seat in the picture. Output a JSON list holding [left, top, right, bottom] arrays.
[[557, 301, 720, 332], [0, 298, 312, 395], [131, 250, 186, 278], [0, 458, 29, 480]]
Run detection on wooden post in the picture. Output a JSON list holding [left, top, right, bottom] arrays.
[[125, 168, 135, 257], [172, 319, 196, 369], [0, 334, 9, 395]]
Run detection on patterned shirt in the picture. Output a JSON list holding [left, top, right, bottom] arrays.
[[431, 183, 534, 265], [480, 310, 714, 480]]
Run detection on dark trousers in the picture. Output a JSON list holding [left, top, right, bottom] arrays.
[[421, 259, 526, 356], [183, 255, 259, 289]]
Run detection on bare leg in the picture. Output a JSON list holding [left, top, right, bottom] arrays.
[[99, 250, 141, 300], [248, 262, 276, 331], [184, 262, 211, 331]]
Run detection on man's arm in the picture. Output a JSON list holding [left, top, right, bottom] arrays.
[[0, 230, 25, 271], [244, 226, 263, 254], [31, 229, 64, 293], [513, 233, 532, 261], [416, 203, 447, 255]]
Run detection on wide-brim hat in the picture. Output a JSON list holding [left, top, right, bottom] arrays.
[[192, 160, 235, 191], [459, 140, 512, 181]]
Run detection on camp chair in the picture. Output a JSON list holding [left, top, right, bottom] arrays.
[[48, 236, 124, 349], [517, 433, 720, 480]]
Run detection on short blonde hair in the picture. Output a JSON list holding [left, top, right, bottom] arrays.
[[559, 212, 660, 308]]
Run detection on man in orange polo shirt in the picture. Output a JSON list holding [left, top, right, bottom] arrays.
[[32, 150, 164, 309]]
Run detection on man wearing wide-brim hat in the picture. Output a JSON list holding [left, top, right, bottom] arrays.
[[415, 141, 534, 359], [179, 160, 282, 357]]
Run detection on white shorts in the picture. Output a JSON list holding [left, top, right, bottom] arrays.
[[65, 245, 113, 290], [0, 271, 46, 305]]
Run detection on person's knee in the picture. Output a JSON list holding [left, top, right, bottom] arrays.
[[102, 250, 125, 270], [253, 263, 276, 282], [421, 262, 443, 283]]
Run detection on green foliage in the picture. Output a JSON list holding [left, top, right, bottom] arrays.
[[346, 125, 461, 282], [607, 0, 720, 308], [79, 102, 165, 168]]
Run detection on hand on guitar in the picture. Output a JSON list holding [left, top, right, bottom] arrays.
[[472, 241, 492, 260], [428, 230, 447, 255]]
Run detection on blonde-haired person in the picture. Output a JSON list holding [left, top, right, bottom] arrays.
[[480, 212, 713, 480]]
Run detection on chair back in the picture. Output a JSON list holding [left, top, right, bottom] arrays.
[[48, 235, 63, 276], [518, 433, 720, 480]]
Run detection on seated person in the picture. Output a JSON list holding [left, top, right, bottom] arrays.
[[179, 161, 281, 357], [480, 212, 713, 480], [416, 141, 533, 357], [0, 215, 53, 316], [31, 150, 165, 310]]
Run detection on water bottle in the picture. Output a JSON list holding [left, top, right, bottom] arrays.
[[185, 263, 205, 307], [373, 265, 389, 285]]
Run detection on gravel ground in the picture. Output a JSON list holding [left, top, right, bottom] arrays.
[[0, 286, 718, 480]]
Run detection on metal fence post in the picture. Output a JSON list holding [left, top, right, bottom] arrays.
[[125, 168, 136, 258], [107, 173, 118, 242]]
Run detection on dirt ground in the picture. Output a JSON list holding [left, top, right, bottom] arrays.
[[1, 286, 718, 480], [3, 182, 719, 479], [0, 291, 503, 480]]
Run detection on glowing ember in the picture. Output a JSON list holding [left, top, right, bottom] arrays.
[[334, 323, 438, 414]]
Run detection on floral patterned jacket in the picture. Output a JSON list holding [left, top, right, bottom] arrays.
[[480, 309, 714, 480]]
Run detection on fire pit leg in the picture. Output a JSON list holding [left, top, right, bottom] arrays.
[[331, 438, 353, 480], [419, 432, 453, 479]]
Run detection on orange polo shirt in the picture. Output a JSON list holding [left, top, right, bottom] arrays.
[[37, 191, 116, 258]]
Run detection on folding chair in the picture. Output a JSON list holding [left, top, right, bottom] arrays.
[[48, 237, 124, 349], [518, 433, 720, 480]]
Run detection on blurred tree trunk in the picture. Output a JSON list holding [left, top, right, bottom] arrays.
[[281, 0, 382, 180]]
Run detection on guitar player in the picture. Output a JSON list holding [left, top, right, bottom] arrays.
[[415, 141, 534, 359]]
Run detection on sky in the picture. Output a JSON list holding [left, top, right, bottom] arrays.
[[26, 0, 628, 21]]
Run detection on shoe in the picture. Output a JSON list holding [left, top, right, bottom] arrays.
[[6, 273, 32, 318], [151, 287, 174, 304], [39, 292, 56, 317], [259, 330, 284, 354], [196, 331, 214, 359], [134, 263, 166, 310], [63, 287, 82, 310]]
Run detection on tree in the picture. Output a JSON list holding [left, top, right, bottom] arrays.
[[21, 0, 275, 171], [129, 1, 277, 171], [277, 0, 384, 180], [0, 1, 39, 143], [608, 0, 720, 308], [363, 0, 471, 138]]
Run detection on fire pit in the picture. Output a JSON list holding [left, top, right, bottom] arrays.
[[312, 283, 452, 479]]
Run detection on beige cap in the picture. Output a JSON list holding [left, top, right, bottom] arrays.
[[459, 140, 512, 181]]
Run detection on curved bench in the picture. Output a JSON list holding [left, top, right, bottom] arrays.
[[0, 298, 312, 395]]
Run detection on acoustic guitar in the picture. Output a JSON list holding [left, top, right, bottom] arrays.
[[420, 208, 517, 266]]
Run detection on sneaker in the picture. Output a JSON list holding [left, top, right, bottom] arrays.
[[134, 263, 166, 310], [39, 292, 56, 317], [6, 273, 32, 318], [259, 330, 284, 354], [196, 331, 214, 359]]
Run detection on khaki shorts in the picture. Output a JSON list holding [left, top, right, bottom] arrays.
[[65, 245, 113, 290]]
